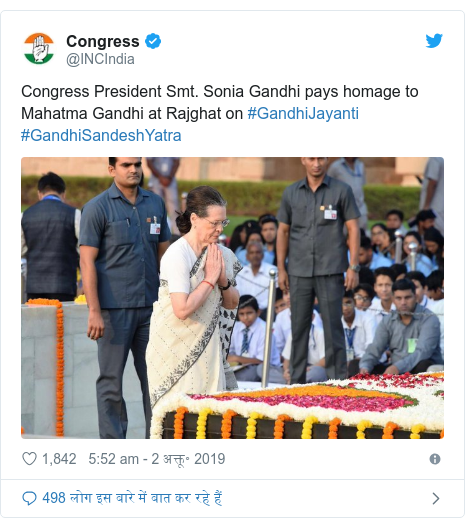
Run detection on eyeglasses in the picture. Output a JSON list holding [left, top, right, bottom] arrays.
[[203, 218, 230, 228], [342, 302, 354, 307], [354, 294, 371, 303]]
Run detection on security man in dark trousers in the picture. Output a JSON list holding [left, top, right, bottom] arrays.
[[80, 158, 170, 439], [21, 172, 80, 302], [277, 157, 361, 382]]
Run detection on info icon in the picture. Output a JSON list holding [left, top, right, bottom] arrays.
[[430, 453, 441, 465], [24, 33, 54, 64]]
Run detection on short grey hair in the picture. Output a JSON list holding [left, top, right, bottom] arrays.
[[246, 240, 264, 253]]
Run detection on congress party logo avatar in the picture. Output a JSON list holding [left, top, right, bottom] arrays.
[[24, 33, 54, 64]]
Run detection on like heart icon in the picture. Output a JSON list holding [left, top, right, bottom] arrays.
[[22, 452, 37, 465]]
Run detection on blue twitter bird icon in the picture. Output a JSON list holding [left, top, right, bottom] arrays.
[[426, 34, 442, 48]]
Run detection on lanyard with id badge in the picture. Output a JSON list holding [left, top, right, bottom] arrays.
[[148, 216, 161, 235], [321, 204, 338, 220], [407, 338, 418, 354]]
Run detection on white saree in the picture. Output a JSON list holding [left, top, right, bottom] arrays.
[[146, 242, 242, 437]]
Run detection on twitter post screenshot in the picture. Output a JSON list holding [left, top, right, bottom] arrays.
[[1, 1, 464, 523]]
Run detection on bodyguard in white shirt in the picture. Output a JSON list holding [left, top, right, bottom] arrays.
[[235, 241, 278, 311]]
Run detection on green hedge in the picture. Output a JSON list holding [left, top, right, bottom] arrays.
[[21, 176, 421, 219]]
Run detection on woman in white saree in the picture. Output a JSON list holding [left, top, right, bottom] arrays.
[[146, 186, 242, 436]]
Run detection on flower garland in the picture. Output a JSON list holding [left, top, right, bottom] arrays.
[[410, 424, 426, 439], [246, 412, 263, 439], [382, 421, 399, 439], [356, 420, 373, 439], [196, 408, 213, 439], [150, 373, 443, 439], [213, 385, 406, 401], [273, 414, 292, 439], [301, 416, 318, 439], [26, 299, 64, 437], [328, 417, 341, 439], [350, 372, 443, 389], [221, 410, 237, 439], [173, 407, 188, 439]]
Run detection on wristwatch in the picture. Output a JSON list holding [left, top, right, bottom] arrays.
[[218, 279, 232, 291], [348, 264, 361, 273]]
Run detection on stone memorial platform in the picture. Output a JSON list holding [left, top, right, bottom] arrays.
[[21, 303, 146, 439]]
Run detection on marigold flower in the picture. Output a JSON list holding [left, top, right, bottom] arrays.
[[195, 408, 213, 439], [27, 299, 65, 437], [174, 407, 189, 439], [220, 409, 237, 439], [411, 424, 425, 435]]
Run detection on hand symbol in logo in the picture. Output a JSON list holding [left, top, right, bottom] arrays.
[[33, 35, 49, 63]]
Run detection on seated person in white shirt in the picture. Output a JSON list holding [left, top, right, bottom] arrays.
[[426, 270, 444, 302], [274, 287, 290, 316], [353, 283, 375, 312], [371, 266, 397, 325], [342, 290, 377, 377], [273, 292, 323, 357], [258, 309, 326, 385], [280, 314, 327, 385], [235, 240, 278, 317], [273, 302, 292, 359], [405, 271, 435, 309], [236, 229, 267, 266], [228, 295, 281, 382]]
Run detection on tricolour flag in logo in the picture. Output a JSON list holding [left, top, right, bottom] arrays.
[[24, 33, 54, 64]]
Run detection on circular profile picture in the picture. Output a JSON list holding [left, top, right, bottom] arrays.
[[24, 33, 54, 64]]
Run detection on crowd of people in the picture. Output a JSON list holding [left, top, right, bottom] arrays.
[[21, 156, 444, 439], [224, 178, 444, 384]]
